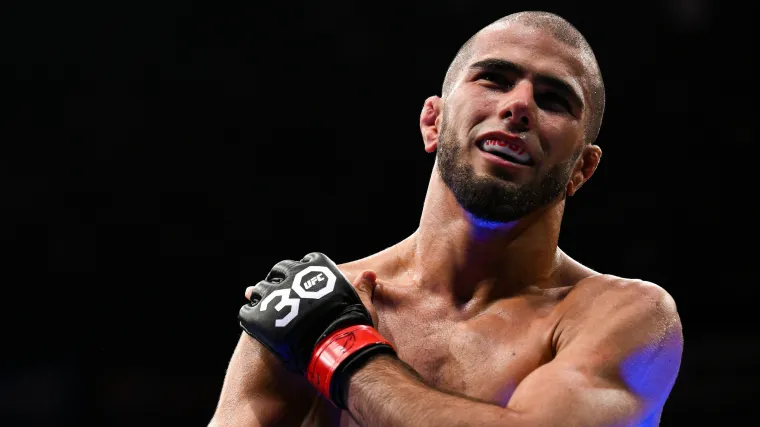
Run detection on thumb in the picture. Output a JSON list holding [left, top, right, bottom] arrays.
[[353, 270, 377, 300], [353, 270, 380, 328]]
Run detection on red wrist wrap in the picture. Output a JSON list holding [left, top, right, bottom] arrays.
[[306, 325, 392, 401]]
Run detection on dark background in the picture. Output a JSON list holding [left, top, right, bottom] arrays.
[[2, 0, 752, 426]]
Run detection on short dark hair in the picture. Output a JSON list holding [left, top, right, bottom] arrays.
[[442, 11, 606, 145]]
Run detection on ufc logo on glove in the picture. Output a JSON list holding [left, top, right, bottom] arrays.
[[238, 252, 396, 409], [259, 266, 337, 327]]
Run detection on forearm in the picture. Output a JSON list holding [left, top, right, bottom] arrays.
[[210, 334, 315, 427], [346, 355, 524, 427]]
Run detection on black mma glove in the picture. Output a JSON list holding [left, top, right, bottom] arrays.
[[239, 252, 395, 408]]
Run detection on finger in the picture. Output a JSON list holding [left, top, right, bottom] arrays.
[[353, 270, 377, 300], [353, 270, 380, 327], [267, 260, 300, 282], [245, 286, 256, 300]]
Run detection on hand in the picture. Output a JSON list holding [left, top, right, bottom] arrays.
[[238, 252, 395, 409], [244, 269, 380, 330]]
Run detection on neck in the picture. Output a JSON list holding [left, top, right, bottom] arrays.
[[396, 165, 566, 305]]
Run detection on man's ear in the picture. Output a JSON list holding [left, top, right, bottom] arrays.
[[567, 144, 602, 196], [420, 96, 442, 153]]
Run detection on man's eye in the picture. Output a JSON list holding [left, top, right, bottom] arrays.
[[477, 72, 509, 86], [537, 93, 572, 113]]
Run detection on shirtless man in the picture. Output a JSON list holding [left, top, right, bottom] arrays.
[[210, 11, 683, 427]]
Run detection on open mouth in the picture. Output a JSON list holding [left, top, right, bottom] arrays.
[[476, 139, 534, 166]]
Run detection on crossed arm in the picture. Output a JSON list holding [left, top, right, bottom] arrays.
[[346, 280, 683, 427]]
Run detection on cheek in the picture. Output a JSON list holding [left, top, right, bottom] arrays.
[[453, 88, 496, 123], [468, 90, 499, 119], [538, 114, 583, 159], [454, 96, 498, 145]]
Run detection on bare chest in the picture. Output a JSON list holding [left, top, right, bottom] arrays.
[[375, 298, 556, 404], [313, 301, 554, 427], [325, 295, 560, 427]]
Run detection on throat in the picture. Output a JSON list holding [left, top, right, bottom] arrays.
[[406, 182, 568, 300]]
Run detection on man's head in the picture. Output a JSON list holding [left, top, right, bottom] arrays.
[[420, 11, 605, 223]]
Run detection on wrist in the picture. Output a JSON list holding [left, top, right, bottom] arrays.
[[345, 352, 399, 406], [306, 324, 395, 409], [345, 351, 398, 381], [345, 353, 411, 425]]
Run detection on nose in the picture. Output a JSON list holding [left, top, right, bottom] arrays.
[[498, 81, 536, 132]]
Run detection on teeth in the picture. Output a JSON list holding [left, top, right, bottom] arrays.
[[480, 139, 531, 164]]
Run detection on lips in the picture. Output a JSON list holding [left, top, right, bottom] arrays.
[[476, 136, 534, 166]]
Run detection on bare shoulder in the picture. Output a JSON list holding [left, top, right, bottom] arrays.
[[337, 245, 405, 284], [337, 259, 371, 284], [555, 274, 684, 402], [561, 273, 681, 329]]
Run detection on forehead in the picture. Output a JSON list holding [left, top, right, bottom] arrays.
[[469, 23, 592, 101]]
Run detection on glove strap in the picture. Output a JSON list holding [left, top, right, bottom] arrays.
[[307, 325, 393, 406]]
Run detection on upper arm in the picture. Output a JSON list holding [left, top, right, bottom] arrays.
[[506, 279, 683, 427], [210, 333, 319, 427]]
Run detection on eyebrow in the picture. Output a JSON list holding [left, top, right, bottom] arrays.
[[469, 58, 584, 111]]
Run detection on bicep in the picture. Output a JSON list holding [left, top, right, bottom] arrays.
[[211, 333, 318, 427]]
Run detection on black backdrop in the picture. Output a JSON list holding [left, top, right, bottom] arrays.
[[2, 1, 752, 426]]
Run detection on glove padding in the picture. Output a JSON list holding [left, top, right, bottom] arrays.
[[239, 252, 376, 374]]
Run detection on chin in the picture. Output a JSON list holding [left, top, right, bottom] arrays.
[[474, 168, 523, 189]]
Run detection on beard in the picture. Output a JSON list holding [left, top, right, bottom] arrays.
[[437, 119, 580, 223]]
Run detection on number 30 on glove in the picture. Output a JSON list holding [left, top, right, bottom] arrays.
[[238, 252, 396, 409]]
